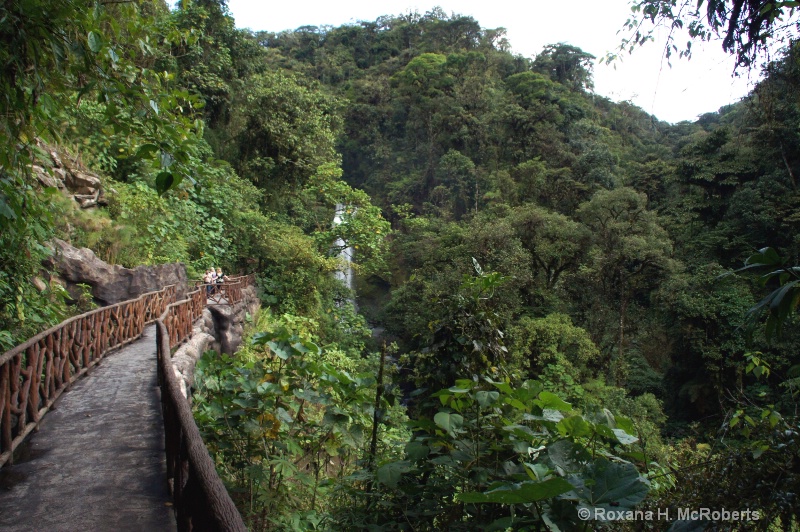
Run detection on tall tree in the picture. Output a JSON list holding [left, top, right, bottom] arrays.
[[576, 187, 676, 374], [234, 71, 340, 205], [532, 44, 596, 91]]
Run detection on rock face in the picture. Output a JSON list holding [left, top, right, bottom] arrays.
[[170, 317, 216, 399], [30, 144, 108, 209], [46, 238, 189, 305], [207, 285, 259, 355], [170, 285, 260, 399]]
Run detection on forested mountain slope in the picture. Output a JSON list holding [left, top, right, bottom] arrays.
[[257, 10, 800, 421]]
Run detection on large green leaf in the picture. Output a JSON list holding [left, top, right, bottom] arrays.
[[475, 390, 500, 407], [154, 171, 174, 195], [0, 198, 17, 220], [405, 441, 430, 460], [87, 31, 102, 53], [745, 247, 782, 267], [434, 412, 464, 435], [267, 341, 292, 360], [612, 428, 639, 445], [376, 461, 411, 488], [136, 143, 159, 159], [567, 458, 650, 511], [557, 416, 590, 437], [536, 391, 572, 412], [548, 439, 592, 474], [251, 332, 272, 346]]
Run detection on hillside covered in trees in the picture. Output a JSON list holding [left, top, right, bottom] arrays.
[[3, 0, 800, 529]]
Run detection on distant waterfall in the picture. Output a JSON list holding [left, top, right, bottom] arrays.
[[333, 204, 356, 308]]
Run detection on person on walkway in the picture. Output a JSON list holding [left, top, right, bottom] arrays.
[[204, 269, 214, 297], [210, 267, 219, 296], [216, 268, 228, 298]]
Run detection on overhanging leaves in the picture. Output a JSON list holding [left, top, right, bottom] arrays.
[[377, 461, 411, 488]]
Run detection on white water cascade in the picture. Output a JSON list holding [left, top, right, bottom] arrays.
[[333, 204, 356, 309]]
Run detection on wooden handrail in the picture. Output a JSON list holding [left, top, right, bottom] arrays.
[[155, 274, 253, 529], [0, 273, 255, 529], [0, 285, 177, 467], [196, 281, 246, 306], [156, 316, 247, 531], [194, 274, 255, 307], [163, 288, 206, 348]]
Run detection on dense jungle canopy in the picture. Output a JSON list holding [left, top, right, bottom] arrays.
[[2, 0, 800, 529]]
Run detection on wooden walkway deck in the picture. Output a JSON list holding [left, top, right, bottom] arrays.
[[0, 325, 176, 531]]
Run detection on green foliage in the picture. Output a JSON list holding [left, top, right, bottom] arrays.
[[508, 204, 591, 290], [73, 283, 98, 314], [0, 243, 71, 348], [0, 0, 216, 345], [733, 247, 800, 341], [252, 219, 336, 317], [509, 313, 600, 383], [0, 166, 73, 345], [400, 259, 511, 395], [234, 70, 341, 206], [392, 53, 449, 94], [532, 43, 596, 92], [103, 180, 229, 273], [194, 311, 406, 530], [656, 265, 753, 416], [573, 187, 677, 378], [303, 162, 391, 276], [332, 377, 649, 530], [7, 2, 800, 527]]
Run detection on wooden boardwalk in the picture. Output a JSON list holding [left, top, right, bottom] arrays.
[[0, 325, 176, 531]]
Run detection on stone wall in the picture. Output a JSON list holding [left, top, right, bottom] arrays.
[[170, 286, 260, 398]]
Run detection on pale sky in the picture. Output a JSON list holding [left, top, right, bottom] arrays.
[[219, 0, 759, 124]]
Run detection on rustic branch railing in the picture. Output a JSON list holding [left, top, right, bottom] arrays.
[[157, 287, 248, 531], [0, 273, 255, 529], [0, 285, 177, 467], [164, 287, 206, 348], [196, 274, 253, 306], [229, 273, 255, 288]]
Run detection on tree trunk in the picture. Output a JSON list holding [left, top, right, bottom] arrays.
[[616, 276, 628, 385]]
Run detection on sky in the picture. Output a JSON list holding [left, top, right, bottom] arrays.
[[218, 0, 760, 124]]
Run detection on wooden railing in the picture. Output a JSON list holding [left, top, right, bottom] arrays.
[[230, 273, 256, 288], [156, 309, 247, 531], [0, 273, 255, 529], [197, 274, 254, 306], [0, 285, 177, 467], [164, 287, 207, 348], [156, 279, 253, 531]]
